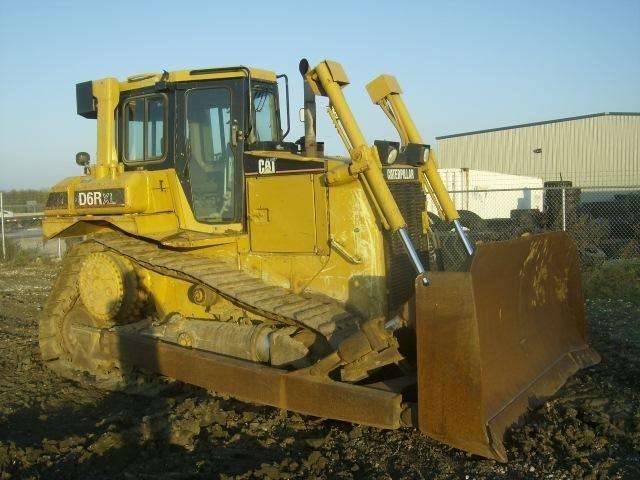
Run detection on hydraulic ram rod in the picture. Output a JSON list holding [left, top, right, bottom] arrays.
[[399, 227, 429, 285], [453, 219, 474, 256]]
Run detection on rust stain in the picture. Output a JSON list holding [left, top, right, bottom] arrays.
[[522, 238, 550, 307], [553, 265, 571, 302]]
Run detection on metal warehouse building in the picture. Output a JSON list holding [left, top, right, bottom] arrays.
[[436, 112, 639, 187]]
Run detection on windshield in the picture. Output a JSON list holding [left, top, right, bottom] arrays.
[[252, 88, 279, 142]]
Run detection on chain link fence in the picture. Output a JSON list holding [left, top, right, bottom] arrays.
[[2, 186, 639, 268], [0, 195, 58, 261], [427, 184, 640, 270]]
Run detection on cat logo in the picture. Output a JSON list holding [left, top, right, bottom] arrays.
[[258, 158, 276, 174]]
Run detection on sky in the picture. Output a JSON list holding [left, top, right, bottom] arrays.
[[0, 0, 638, 190]]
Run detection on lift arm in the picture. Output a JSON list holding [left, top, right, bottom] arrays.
[[366, 75, 474, 256], [304, 60, 429, 284]]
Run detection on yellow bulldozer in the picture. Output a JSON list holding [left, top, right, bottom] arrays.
[[40, 58, 599, 461]]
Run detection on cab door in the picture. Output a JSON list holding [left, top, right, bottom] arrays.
[[175, 79, 245, 225]]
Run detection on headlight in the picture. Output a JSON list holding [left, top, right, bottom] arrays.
[[422, 148, 429, 165], [386, 148, 398, 165], [404, 143, 430, 166], [374, 140, 400, 165]]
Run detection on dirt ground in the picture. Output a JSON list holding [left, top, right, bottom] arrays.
[[0, 263, 638, 480]]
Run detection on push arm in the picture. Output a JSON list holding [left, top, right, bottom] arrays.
[[366, 75, 474, 256], [304, 60, 429, 284]]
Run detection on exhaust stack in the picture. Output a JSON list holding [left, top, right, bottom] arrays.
[[299, 59, 318, 157]]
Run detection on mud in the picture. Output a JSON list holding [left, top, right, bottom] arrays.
[[0, 264, 638, 479]]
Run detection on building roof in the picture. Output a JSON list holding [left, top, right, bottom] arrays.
[[436, 112, 640, 140]]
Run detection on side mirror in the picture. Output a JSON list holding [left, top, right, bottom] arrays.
[[276, 74, 290, 139], [76, 151, 90, 167]]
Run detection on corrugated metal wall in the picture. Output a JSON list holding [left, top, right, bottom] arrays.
[[436, 113, 640, 187]]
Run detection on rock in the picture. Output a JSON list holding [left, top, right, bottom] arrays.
[[584, 398, 609, 409], [209, 424, 229, 439], [304, 450, 327, 471], [41, 439, 58, 454], [199, 409, 227, 428], [168, 419, 201, 447], [58, 435, 85, 452], [304, 437, 326, 449], [242, 411, 257, 422], [283, 437, 295, 446], [305, 450, 322, 466], [89, 432, 125, 455], [254, 463, 285, 479]]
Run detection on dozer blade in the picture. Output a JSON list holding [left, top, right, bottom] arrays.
[[415, 231, 600, 462]]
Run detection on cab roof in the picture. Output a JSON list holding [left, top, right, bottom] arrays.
[[118, 66, 277, 92]]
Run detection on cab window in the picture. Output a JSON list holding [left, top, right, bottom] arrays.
[[252, 88, 279, 142], [122, 95, 166, 163]]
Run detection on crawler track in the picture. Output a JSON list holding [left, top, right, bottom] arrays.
[[38, 241, 98, 377], [92, 231, 360, 347], [39, 230, 361, 386]]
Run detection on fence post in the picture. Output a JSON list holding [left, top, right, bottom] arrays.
[[561, 186, 566, 231], [1, 192, 5, 260]]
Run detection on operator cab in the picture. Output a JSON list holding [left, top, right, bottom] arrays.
[[77, 66, 296, 225]]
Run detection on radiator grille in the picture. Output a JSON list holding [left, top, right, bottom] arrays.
[[385, 179, 429, 313]]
